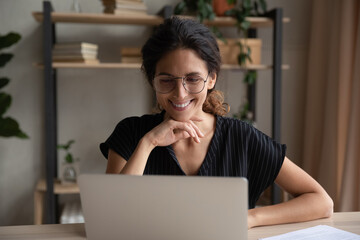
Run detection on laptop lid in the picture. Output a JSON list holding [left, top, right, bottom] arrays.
[[78, 174, 248, 240]]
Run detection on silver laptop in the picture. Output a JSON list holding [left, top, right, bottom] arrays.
[[78, 174, 248, 240]]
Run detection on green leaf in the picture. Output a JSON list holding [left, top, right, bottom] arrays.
[[259, 0, 267, 13], [0, 92, 12, 117], [240, 20, 251, 30], [0, 77, 10, 89], [244, 71, 257, 84], [65, 153, 74, 163], [0, 116, 27, 138], [227, 0, 237, 4], [238, 53, 247, 65], [174, 1, 186, 15], [254, 2, 260, 15], [0, 32, 21, 50], [243, 0, 252, 9], [247, 45, 252, 63], [210, 27, 226, 42], [0, 53, 14, 68], [59, 139, 75, 151], [16, 130, 29, 139]]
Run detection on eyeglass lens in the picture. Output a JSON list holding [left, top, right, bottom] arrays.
[[154, 74, 207, 94]]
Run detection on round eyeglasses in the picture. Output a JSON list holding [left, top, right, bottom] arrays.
[[153, 72, 209, 94]]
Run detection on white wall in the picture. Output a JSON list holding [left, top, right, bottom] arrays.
[[0, 0, 311, 225]]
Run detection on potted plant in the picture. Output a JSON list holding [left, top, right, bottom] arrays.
[[0, 32, 28, 139], [174, 0, 267, 124], [58, 140, 80, 184]]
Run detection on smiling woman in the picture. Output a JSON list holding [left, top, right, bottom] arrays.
[[100, 16, 333, 229]]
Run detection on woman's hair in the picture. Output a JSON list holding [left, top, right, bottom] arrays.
[[141, 16, 229, 116]]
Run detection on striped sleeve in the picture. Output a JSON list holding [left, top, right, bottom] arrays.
[[245, 124, 286, 208], [100, 117, 140, 161]]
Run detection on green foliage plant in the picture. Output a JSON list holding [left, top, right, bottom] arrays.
[[225, 0, 267, 84], [174, 0, 225, 41], [0, 32, 28, 138], [57, 140, 79, 164], [174, 0, 267, 85]]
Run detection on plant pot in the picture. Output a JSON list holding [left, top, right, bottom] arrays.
[[217, 38, 262, 65], [60, 162, 80, 185], [212, 0, 234, 16]]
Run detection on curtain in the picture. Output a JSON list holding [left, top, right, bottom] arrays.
[[302, 0, 360, 211]]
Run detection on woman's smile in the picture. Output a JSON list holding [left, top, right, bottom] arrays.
[[169, 99, 193, 111]]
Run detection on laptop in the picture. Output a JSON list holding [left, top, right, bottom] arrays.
[[78, 174, 248, 240]]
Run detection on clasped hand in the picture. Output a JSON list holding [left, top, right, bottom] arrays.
[[145, 117, 205, 147]]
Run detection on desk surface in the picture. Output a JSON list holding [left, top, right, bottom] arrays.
[[0, 212, 359, 240]]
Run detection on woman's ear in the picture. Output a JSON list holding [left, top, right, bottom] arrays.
[[207, 72, 217, 90]]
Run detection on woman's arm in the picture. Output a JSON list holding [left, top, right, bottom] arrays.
[[105, 118, 204, 175], [248, 157, 333, 229]]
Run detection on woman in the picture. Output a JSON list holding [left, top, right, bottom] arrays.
[[100, 16, 333, 229]]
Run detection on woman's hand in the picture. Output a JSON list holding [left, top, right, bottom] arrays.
[[144, 117, 205, 147]]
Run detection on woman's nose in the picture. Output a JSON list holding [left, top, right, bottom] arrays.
[[173, 78, 188, 98]]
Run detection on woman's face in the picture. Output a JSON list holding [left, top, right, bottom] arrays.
[[154, 48, 216, 122]]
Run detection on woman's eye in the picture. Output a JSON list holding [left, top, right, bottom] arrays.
[[160, 78, 173, 84], [186, 77, 201, 83]]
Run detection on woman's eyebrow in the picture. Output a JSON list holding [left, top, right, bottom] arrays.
[[156, 72, 202, 76], [156, 72, 173, 76]]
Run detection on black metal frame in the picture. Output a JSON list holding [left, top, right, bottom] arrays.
[[266, 8, 283, 204], [43, 1, 58, 224], [41, 1, 284, 223], [247, 9, 284, 204]]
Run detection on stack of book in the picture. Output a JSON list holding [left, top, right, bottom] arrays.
[[120, 47, 142, 63], [60, 201, 84, 224], [101, 0, 148, 15], [52, 42, 99, 64]]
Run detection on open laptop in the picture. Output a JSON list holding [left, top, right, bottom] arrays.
[[78, 174, 248, 240]]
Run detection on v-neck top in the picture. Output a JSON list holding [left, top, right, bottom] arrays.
[[100, 111, 286, 208]]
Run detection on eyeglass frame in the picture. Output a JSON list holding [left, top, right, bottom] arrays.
[[153, 72, 210, 94]]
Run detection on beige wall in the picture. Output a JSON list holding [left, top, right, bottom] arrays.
[[0, 0, 311, 225]]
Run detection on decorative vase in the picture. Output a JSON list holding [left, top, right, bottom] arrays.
[[60, 162, 80, 184], [212, 0, 234, 16]]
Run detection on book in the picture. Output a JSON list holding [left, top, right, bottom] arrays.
[[53, 54, 98, 60], [53, 54, 97, 60], [115, 4, 147, 11], [53, 48, 98, 56], [111, 8, 148, 15], [54, 42, 98, 51], [53, 59, 100, 64]]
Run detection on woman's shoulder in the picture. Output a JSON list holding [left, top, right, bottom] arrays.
[[216, 115, 254, 130], [118, 111, 164, 128]]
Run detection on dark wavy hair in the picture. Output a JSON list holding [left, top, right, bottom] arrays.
[[141, 16, 229, 116]]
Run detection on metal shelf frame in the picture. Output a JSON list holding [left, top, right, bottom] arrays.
[[41, 1, 285, 223]]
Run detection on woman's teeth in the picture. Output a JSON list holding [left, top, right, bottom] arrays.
[[172, 100, 191, 108]]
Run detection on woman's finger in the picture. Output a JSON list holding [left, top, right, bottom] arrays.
[[188, 120, 204, 138]]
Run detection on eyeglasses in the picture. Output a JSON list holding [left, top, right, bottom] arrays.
[[153, 72, 209, 94]]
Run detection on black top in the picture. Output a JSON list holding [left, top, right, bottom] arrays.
[[100, 112, 286, 208]]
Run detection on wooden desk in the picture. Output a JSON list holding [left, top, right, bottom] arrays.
[[1, 212, 359, 239]]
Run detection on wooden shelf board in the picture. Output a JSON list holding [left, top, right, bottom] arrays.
[[222, 64, 290, 70], [32, 12, 163, 25], [36, 179, 79, 194], [35, 62, 289, 70], [32, 12, 289, 27]]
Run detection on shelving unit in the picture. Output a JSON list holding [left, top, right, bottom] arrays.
[[34, 1, 288, 224], [35, 62, 289, 70]]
